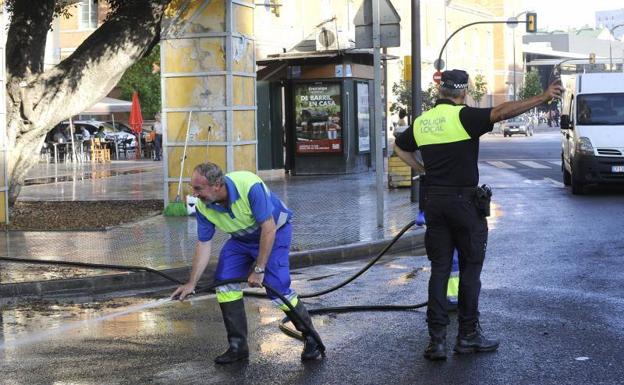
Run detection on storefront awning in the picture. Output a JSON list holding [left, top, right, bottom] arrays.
[[82, 97, 132, 114]]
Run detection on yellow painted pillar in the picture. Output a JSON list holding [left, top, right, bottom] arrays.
[[161, 0, 256, 204], [0, 5, 8, 223]]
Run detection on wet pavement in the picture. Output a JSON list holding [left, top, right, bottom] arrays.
[[1, 130, 624, 384], [1, 247, 623, 385], [2, 161, 422, 284]]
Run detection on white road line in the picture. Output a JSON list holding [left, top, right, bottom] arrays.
[[548, 161, 561, 166], [517, 160, 550, 169], [487, 161, 515, 169], [545, 177, 565, 188]]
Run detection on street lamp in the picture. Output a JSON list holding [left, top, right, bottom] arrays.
[[507, 11, 532, 101], [608, 24, 624, 71]]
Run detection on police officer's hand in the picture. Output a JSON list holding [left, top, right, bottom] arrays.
[[248, 272, 265, 288], [171, 282, 196, 301], [544, 80, 564, 101]]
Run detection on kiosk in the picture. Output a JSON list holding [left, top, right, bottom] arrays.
[[258, 51, 385, 175]]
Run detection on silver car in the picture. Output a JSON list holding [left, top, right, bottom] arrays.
[[502, 116, 534, 137]]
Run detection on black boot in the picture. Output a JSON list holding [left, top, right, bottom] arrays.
[[284, 301, 324, 361], [454, 323, 499, 354], [214, 299, 249, 364], [423, 326, 447, 361]]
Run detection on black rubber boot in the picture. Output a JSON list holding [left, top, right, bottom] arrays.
[[284, 301, 324, 361], [214, 299, 249, 364], [423, 326, 447, 361], [454, 324, 499, 354]]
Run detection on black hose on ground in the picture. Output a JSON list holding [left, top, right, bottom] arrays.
[[1, 220, 425, 346]]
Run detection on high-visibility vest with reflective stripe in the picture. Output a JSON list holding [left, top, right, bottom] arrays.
[[413, 104, 470, 146], [195, 171, 267, 237]]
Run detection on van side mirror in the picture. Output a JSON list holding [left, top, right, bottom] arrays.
[[560, 115, 572, 130]]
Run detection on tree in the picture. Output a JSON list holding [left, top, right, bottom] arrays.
[[390, 80, 440, 118], [5, 0, 173, 205], [468, 74, 487, 107], [519, 69, 543, 100], [117, 44, 162, 118]]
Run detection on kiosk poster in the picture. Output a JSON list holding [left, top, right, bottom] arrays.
[[356, 82, 370, 152], [294, 82, 342, 154]]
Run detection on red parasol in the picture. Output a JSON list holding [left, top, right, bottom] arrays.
[[128, 91, 143, 158], [129, 91, 143, 134]]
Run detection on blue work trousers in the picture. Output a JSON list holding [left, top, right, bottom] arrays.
[[215, 223, 296, 304]]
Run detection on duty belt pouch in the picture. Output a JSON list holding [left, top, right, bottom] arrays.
[[475, 184, 492, 217]]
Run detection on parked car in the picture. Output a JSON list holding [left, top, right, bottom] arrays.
[[49, 121, 137, 147], [502, 116, 534, 137], [107, 121, 151, 141]]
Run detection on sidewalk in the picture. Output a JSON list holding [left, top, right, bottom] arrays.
[[1, 161, 425, 299]]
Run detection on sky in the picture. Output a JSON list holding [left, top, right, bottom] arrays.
[[524, 0, 624, 31]]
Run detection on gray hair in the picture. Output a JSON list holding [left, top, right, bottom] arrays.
[[439, 87, 465, 99], [194, 162, 224, 185]]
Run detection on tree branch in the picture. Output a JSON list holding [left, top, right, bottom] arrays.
[[14, 0, 170, 137]]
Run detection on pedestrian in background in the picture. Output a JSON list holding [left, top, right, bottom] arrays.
[[153, 112, 162, 161], [394, 69, 562, 361], [172, 162, 324, 364]]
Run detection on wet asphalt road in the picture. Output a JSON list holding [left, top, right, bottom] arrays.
[[1, 130, 623, 385]]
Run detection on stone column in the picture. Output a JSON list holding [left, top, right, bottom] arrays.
[[161, 0, 256, 204], [0, 4, 8, 224]]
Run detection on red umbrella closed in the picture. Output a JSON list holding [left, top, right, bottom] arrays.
[[128, 91, 143, 158]]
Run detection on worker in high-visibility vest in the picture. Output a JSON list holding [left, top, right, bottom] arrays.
[[172, 162, 323, 364]]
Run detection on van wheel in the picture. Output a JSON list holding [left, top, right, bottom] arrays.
[[563, 167, 571, 186], [571, 177, 585, 195]]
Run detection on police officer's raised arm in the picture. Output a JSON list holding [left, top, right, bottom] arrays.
[[490, 80, 563, 123]]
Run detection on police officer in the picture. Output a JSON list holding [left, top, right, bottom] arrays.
[[394, 69, 562, 361], [172, 162, 323, 364]]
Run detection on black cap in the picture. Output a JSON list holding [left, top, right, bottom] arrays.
[[441, 69, 469, 90]]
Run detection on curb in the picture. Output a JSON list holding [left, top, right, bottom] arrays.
[[0, 228, 425, 303]]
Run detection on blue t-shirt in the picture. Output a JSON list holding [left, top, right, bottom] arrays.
[[196, 176, 292, 242]]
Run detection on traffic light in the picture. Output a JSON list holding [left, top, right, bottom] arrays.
[[589, 53, 596, 64], [270, 0, 281, 17], [526, 12, 537, 33]]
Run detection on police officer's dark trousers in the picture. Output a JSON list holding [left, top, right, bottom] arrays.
[[424, 187, 488, 338]]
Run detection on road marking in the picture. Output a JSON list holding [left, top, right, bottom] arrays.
[[487, 161, 515, 169], [517, 160, 550, 169], [545, 177, 565, 188], [548, 161, 561, 166]]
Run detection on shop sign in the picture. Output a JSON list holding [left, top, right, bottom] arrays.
[[294, 82, 342, 154]]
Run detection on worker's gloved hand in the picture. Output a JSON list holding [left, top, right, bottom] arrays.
[[416, 211, 426, 226]]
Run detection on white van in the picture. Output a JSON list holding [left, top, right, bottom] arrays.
[[560, 73, 624, 194]]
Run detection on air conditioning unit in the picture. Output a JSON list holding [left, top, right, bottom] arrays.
[[315, 27, 353, 51]]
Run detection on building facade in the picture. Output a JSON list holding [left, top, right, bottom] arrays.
[[596, 8, 624, 39]]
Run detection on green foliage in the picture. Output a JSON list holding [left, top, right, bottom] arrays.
[[519, 69, 543, 100], [389, 79, 412, 115], [117, 44, 161, 118], [421, 83, 439, 111], [468, 74, 487, 106], [390, 80, 440, 117]]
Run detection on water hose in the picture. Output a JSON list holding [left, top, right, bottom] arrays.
[[0, 220, 424, 347]]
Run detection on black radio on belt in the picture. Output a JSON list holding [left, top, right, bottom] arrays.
[[475, 184, 492, 217]]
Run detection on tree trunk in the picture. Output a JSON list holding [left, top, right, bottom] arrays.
[[5, 0, 170, 206]]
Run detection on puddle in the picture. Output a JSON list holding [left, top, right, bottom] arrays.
[[24, 168, 155, 186], [0, 262, 118, 284]]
